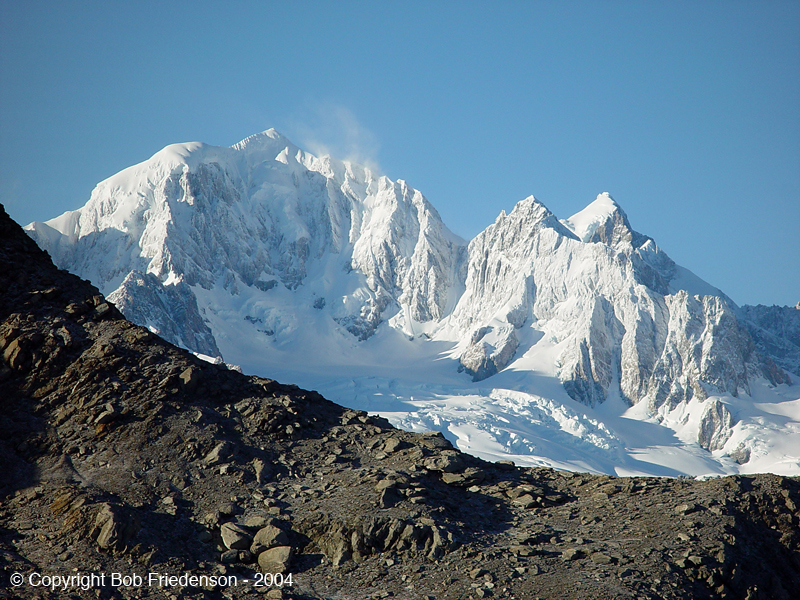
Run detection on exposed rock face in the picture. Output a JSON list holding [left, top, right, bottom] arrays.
[[458, 324, 519, 381], [2, 204, 800, 599], [697, 398, 735, 451], [107, 270, 220, 357], [646, 292, 790, 412], [739, 303, 800, 377]]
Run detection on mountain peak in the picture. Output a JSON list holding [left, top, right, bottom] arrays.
[[232, 128, 288, 149], [230, 129, 300, 160], [501, 195, 579, 240], [563, 193, 621, 241], [563, 192, 647, 248]]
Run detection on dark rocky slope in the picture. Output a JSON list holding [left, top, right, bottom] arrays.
[[1, 203, 799, 600]]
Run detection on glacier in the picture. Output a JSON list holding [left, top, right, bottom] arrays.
[[25, 129, 800, 477]]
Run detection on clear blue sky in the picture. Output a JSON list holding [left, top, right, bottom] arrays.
[[1, 1, 798, 306]]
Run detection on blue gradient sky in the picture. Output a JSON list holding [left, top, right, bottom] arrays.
[[1, 1, 798, 306]]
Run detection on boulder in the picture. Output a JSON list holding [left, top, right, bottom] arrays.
[[257, 545, 293, 573], [90, 503, 140, 551], [424, 452, 465, 473], [220, 522, 252, 550], [251, 524, 290, 555]]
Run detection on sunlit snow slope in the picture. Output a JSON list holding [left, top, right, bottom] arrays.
[[26, 130, 800, 477]]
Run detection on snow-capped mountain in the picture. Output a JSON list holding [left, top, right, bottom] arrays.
[[26, 130, 800, 477], [450, 194, 787, 412], [28, 130, 465, 343]]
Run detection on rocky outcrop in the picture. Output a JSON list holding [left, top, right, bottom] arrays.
[[458, 324, 519, 381], [644, 292, 789, 416], [697, 399, 734, 452]]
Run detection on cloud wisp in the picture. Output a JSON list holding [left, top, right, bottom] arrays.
[[289, 103, 382, 174]]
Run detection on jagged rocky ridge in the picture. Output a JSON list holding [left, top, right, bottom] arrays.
[[3, 203, 800, 599], [25, 131, 792, 463]]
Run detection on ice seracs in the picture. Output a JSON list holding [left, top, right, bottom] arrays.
[[26, 131, 799, 477]]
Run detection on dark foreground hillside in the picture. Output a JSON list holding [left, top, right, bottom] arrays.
[[1, 203, 798, 600]]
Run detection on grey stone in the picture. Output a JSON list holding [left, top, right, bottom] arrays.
[[205, 442, 234, 466], [253, 458, 272, 484], [378, 487, 402, 509], [441, 472, 466, 485], [203, 510, 221, 525], [220, 522, 252, 550], [383, 437, 402, 453], [423, 452, 464, 473], [510, 544, 534, 556], [375, 479, 398, 492], [257, 545, 293, 573], [251, 524, 290, 554], [90, 503, 139, 551], [469, 567, 488, 579], [675, 503, 699, 516], [242, 515, 271, 529], [94, 403, 118, 425], [512, 494, 537, 509], [219, 501, 239, 516], [590, 552, 613, 564], [562, 548, 583, 561]]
